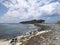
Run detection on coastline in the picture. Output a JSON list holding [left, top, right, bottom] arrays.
[[0, 23, 60, 45], [0, 30, 53, 45]]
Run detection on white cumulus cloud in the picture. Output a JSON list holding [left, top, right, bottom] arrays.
[[0, 0, 60, 23]]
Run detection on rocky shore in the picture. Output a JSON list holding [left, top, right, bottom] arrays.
[[0, 24, 60, 45], [8, 30, 58, 45], [8, 30, 54, 45]]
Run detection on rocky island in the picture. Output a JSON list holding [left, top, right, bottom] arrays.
[[20, 19, 45, 24]]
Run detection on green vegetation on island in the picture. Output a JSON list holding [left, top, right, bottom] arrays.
[[20, 19, 45, 24], [56, 21, 60, 24]]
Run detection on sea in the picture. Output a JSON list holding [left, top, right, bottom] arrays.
[[0, 23, 39, 40]]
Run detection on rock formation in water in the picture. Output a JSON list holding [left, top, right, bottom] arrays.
[[20, 19, 45, 24]]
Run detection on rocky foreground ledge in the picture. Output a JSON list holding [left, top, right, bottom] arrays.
[[1, 29, 59, 45]]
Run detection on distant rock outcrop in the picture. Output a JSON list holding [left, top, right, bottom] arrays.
[[56, 21, 60, 24], [20, 19, 45, 24]]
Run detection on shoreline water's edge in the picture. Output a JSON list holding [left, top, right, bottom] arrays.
[[0, 24, 60, 45]]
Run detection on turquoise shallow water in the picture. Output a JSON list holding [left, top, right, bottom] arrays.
[[0, 23, 38, 40]]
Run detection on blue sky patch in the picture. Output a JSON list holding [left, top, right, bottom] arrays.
[[24, 8, 29, 13], [0, 3, 8, 16]]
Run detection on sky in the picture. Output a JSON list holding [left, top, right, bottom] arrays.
[[0, 0, 60, 23]]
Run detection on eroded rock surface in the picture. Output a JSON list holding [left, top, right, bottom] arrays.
[[9, 30, 58, 45]]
